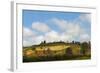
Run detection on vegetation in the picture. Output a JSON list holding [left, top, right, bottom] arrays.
[[23, 41, 91, 62]]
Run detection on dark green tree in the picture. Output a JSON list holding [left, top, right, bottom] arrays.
[[81, 42, 90, 55], [43, 40, 46, 44]]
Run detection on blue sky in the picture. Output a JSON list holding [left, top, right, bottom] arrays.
[[22, 10, 91, 46], [23, 10, 80, 25]]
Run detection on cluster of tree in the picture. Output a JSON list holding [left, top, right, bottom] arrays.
[[80, 41, 91, 55], [39, 40, 90, 45], [39, 40, 66, 46]]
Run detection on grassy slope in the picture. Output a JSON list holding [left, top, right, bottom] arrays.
[[23, 42, 91, 62]]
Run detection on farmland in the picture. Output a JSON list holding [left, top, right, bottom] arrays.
[[23, 41, 91, 62]]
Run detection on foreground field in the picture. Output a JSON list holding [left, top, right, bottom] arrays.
[[23, 55, 91, 62]]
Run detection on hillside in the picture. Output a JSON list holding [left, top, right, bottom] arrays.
[[23, 41, 91, 62]]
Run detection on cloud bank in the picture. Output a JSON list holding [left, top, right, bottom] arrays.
[[23, 14, 91, 47]]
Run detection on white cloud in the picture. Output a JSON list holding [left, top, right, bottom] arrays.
[[23, 17, 91, 47], [52, 18, 84, 37], [32, 22, 51, 33], [79, 14, 91, 23], [44, 30, 60, 42], [24, 30, 73, 45], [80, 33, 90, 42], [23, 27, 36, 37], [51, 18, 90, 42], [23, 30, 90, 47], [66, 23, 84, 37], [23, 27, 37, 47], [23, 36, 44, 47], [34, 35, 44, 44], [60, 33, 73, 42], [23, 40, 34, 47], [51, 18, 67, 30], [44, 30, 73, 42]]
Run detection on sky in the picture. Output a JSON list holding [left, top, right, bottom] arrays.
[[22, 10, 91, 47]]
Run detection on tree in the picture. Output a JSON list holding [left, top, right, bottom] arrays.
[[40, 40, 46, 45], [43, 40, 46, 44], [81, 42, 89, 55], [65, 47, 73, 56], [72, 41, 75, 44]]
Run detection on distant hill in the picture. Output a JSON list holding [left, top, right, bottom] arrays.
[[23, 41, 81, 50]]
